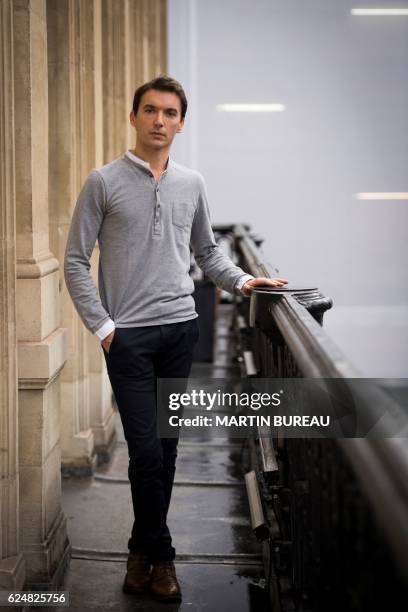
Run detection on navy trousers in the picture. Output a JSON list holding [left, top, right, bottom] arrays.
[[102, 317, 199, 562]]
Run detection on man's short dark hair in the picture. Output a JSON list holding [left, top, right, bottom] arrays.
[[132, 76, 188, 119]]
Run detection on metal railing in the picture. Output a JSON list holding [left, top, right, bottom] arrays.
[[217, 224, 408, 611]]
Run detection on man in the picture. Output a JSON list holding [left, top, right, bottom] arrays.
[[64, 75, 288, 602]]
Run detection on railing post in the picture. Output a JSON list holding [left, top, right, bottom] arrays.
[[248, 287, 333, 378], [250, 286, 333, 329]]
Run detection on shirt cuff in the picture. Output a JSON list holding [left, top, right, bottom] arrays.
[[235, 274, 255, 295], [95, 319, 115, 341]]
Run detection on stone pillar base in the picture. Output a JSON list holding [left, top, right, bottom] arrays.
[[22, 509, 70, 588], [0, 554, 25, 591], [26, 544, 71, 592], [95, 431, 117, 466], [61, 429, 97, 477], [91, 398, 117, 465], [61, 456, 98, 478], [88, 335, 117, 466]]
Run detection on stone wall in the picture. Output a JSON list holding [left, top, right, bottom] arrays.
[[0, 0, 166, 588]]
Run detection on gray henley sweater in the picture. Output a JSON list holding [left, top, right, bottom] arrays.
[[64, 152, 252, 334]]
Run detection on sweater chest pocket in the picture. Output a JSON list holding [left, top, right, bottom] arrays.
[[172, 202, 195, 232]]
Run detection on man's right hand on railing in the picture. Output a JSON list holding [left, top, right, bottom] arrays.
[[241, 277, 288, 297]]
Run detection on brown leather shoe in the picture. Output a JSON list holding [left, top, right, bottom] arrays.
[[149, 560, 182, 602], [122, 551, 151, 594]]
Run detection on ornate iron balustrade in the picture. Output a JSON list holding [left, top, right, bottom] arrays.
[[217, 224, 408, 611]]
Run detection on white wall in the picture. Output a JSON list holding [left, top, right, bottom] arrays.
[[168, 0, 408, 374]]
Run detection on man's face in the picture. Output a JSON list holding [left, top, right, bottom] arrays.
[[130, 89, 184, 151]]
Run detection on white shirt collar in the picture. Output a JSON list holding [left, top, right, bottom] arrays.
[[125, 149, 171, 173]]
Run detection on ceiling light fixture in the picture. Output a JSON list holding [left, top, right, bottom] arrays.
[[351, 8, 408, 16], [356, 192, 408, 200], [216, 104, 286, 112]]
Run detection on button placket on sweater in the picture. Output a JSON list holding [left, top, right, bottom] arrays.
[[151, 173, 166, 237]]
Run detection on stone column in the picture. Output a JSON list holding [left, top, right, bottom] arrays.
[[147, 0, 167, 78], [13, 0, 69, 586], [47, 0, 94, 476], [126, 0, 168, 151], [159, 0, 168, 74], [101, 0, 128, 162], [124, 0, 135, 148], [87, 0, 117, 460], [100, 0, 168, 163], [0, 0, 26, 591], [93, 0, 104, 167], [140, 0, 167, 81]]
